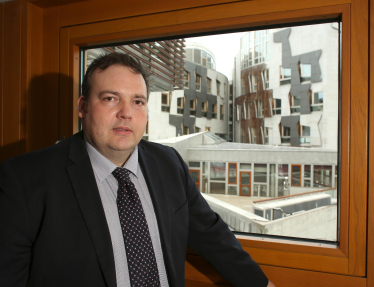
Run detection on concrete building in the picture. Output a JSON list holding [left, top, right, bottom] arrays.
[[155, 131, 337, 241], [147, 41, 230, 141], [233, 24, 339, 150]]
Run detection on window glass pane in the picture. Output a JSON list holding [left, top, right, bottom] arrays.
[[269, 164, 276, 197], [82, 22, 340, 242], [278, 164, 289, 177], [228, 163, 237, 184], [314, 91, 324, 104], [240, 163, 251, 170], [189, 162, 200, 168], [202, 175, 208, 193], [291, 165, 301, 186], [254, 164, 267, 183], [228, 186, 237, 195], [210, 182, 225, 194], [304, 165, 311, 178], [313, 165, 333, 188], [202, 162, 208, 174], [210, 162, 226, 181]]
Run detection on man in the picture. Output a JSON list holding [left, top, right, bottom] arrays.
[[0, 52, 275, 287]]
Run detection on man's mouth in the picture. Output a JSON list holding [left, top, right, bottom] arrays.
[[114, 128, 130, 131], [113, 127, 132, 134]]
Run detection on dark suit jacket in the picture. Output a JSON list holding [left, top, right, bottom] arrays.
[[0, 132, 268, 287]]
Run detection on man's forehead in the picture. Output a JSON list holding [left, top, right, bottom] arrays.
[[91, 65, 146, 88]]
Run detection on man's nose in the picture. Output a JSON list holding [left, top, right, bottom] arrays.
[[117, 101, 132, 119]]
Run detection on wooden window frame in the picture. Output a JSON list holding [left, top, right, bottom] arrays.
[[177, 97, 184, 108], [228, 162, 237, 185], [58, 1, 369, 286], [161, 92, 169, 106], [291, 164, 302, 187]]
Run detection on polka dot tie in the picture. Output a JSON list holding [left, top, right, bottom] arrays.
[[112, 167, 161, 287]]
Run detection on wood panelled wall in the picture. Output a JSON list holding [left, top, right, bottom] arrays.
[[0, 0, 373, 286]]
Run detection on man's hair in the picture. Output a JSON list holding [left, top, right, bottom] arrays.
[[81, 52, 151, 100]]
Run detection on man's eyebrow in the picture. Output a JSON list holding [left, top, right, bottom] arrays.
[[134, 94, 147, 101], [98, 90, 120, 97]]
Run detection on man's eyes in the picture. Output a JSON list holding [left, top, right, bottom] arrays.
[[134, 99, 145, 105], [103, 96, 116, 102]]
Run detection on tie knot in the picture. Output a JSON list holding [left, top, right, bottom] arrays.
[[112, 167, 131, 182]]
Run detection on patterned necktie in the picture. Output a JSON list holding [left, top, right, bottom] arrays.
[[112, 167, 160, 287]]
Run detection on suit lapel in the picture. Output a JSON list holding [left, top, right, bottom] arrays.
[[67, 133, 116, 287], [138, 143, 176, 286]]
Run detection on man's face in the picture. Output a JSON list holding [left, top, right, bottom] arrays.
[[78, 65, 148, 165]]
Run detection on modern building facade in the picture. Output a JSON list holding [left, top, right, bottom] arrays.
[[147, 42, 230, 141], [234, 24, 339, 150]]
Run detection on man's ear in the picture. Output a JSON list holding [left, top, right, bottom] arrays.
[[77, 96, 87, 119]]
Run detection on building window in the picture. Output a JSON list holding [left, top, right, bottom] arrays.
[[272, 98, 281, 115], [278, 164, 289, 197], [220, 104, 224, 120], [312, 91, 324, 111], [161, 93, 170, 112], [210, 162, 226, 180], [255, 100, 264, 118], [202, 50, 207, 67], [205, 127, 211, 132], [299, 125, 311, 144], [229, 104, 233, 121], [228, 186, 237, 195], [304, 165, 311, 187], [177, 97, 184, 115], [229, 84, 233, 101], [184, 71, 189, 88], [248, 47, 253, 66], [195, 126, 201, 133], [210, 162, 226, 194], [262, 68, 269, 89], [244, 101, 251, 119], [280, 66, 291, 85], [190, 99, 196, 116], [264, 127, 269, 144], [279, 124, 291, 144], [249, 75, 257, 92], [212, 104, 217, 119], [207, 77, 212, 94], [224, 83, 227, 96], [291, 164, 302, 186], [195, 74, 201, 91], [228, 163, 237, 184], [189, 161, 200, 167], [290, 93, 301, 114], [241, 78, 246, 95], [177, 97, 184, 107], [300, 63, 311, 82], [182, 125, 189, 135], [216, 80, 221, 96], [313, 165, 333, 188], [254, 164, 267, 197]]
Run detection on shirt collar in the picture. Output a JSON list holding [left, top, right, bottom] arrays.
[[85, 138, 138, 182]]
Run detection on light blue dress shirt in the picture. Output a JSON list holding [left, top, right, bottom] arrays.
[[86, 141, 169, 287]]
